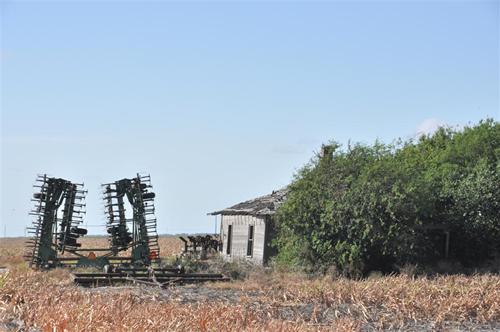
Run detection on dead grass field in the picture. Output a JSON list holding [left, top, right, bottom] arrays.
[[0, 236, 184, 266], [0, 236, 499, 331]]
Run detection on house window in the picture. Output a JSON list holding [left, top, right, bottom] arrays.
[[247, 225, 254, 257], [226, 225, 232, 255]]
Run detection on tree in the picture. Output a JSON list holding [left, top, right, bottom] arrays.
[[274, 119, 500, 274]]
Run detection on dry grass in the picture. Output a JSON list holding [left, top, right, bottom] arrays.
[[0, 236, 184, 266], [0, 238, 27, 267], [1, 237, 499, 331], [230, 271, 500, 328], [77, 236, 183, 258], [77, 236, 184, 258]]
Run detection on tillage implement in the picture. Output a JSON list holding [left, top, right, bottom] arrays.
[[25, 173, 228, 286]]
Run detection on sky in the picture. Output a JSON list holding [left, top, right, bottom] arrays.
[[1, 0, 498, 237]]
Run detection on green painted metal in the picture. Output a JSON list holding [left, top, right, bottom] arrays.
[[26, 174, 160, 270], [102, 174, 160, 266], [26, 176, 87, 268]]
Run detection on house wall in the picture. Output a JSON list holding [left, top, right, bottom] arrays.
[[220, 215, 266, 264]]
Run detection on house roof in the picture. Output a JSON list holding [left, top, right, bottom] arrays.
[[208, 188, 288, 216]]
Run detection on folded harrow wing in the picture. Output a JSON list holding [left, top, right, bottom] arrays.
[[102, 174, 160, 265], [26, 175, 88, 268]]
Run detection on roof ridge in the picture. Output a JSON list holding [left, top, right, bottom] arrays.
[[208, 187, 288, 216]]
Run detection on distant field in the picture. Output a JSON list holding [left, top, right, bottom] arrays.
[[0, 236, 499, 331], [0, 236, 184, 266]]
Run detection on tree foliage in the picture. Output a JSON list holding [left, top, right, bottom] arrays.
[[275, 119, 500, 274]]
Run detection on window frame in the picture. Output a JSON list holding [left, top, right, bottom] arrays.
[[247, 224, 254, 257], [226, 224, 233, 255]]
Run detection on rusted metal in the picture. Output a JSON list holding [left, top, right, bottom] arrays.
[[179, 234, 221, 258], [73, 269, 229, 287]]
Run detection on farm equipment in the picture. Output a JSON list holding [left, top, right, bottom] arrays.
[[26, 174, 159, 268], [25, 173, 229, 286], [102, 175, 160, 265], [26, 175, 89, 268], [73, 267, 229, 287], [179, 235, 221, 258]]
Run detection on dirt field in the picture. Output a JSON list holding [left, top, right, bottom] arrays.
[[1, 237, 499, 331]]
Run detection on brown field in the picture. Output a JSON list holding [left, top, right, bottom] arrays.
[[1, 237, 499, 331], [0, 236, 184, 267]]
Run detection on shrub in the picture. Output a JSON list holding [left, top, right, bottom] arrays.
[[275, 119, 500, 274]]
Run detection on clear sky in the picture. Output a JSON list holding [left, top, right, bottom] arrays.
[[1, 1, 498, 237]]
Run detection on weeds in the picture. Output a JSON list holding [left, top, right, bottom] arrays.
[[1, 237, 499, 331]]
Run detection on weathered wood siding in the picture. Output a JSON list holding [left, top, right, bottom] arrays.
[[220, 215, 266, 264]]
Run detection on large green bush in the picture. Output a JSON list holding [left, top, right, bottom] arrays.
[[274, 119, 500, 275]]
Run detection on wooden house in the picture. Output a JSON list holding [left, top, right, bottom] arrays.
[[209, 188, 287, 265]]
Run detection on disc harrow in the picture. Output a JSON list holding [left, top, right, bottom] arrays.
[[24, 173, 230, 286]]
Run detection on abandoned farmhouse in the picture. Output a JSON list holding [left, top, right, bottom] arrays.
[[209, 188, 288, 264], [209, 186, 452, 265]]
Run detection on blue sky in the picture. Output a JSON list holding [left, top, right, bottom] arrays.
[[1, 1, 498, 237]]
